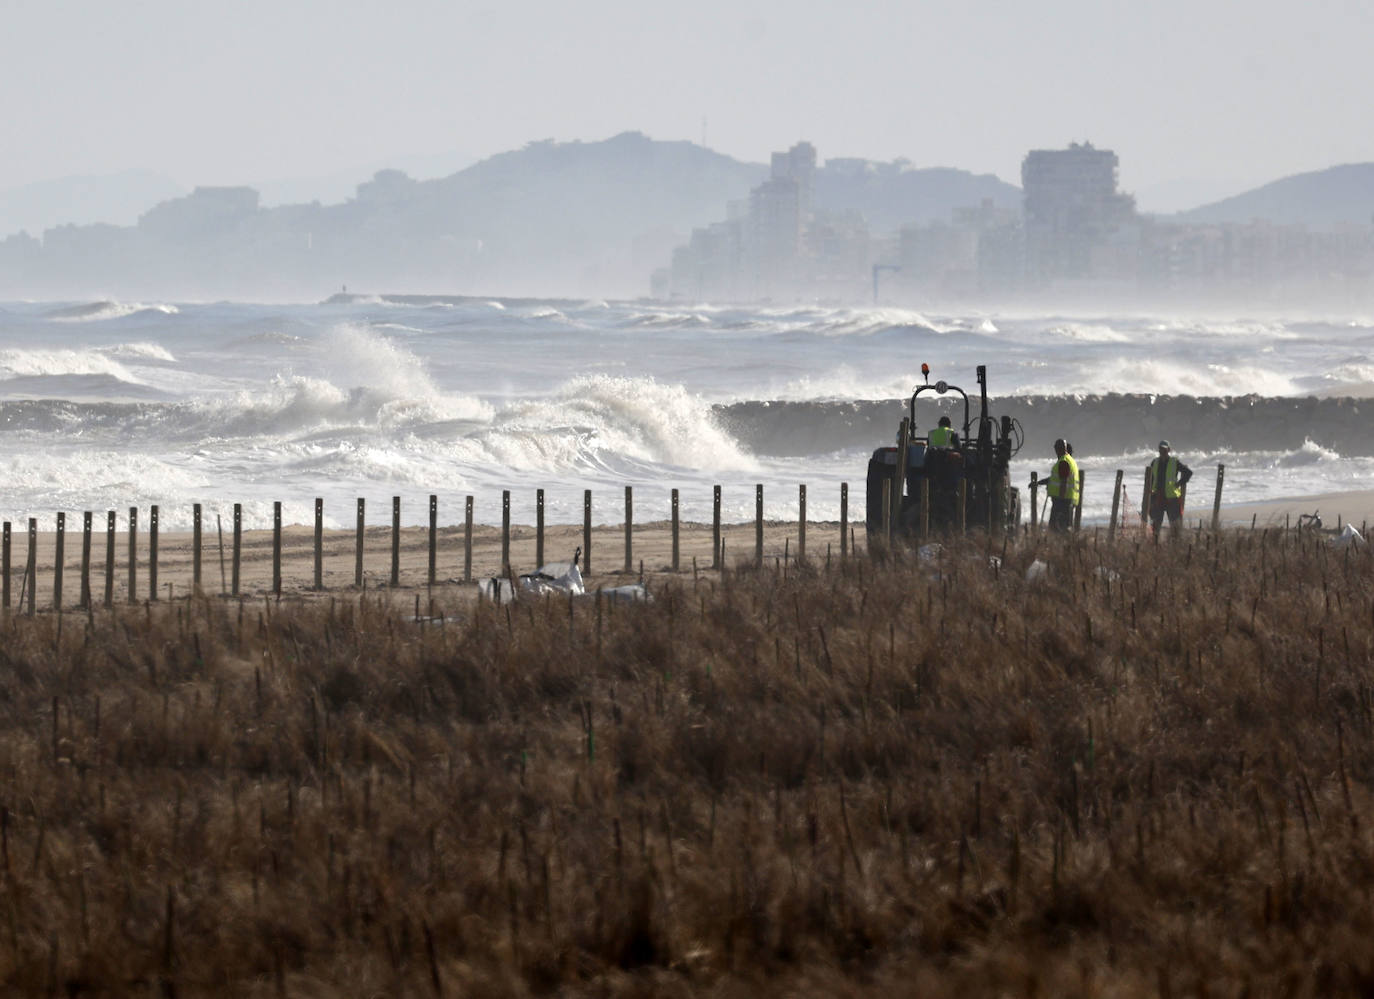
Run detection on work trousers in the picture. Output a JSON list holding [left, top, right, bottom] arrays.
[[1150, 496, 1183, 534], [1048, 496, 1074, 532]]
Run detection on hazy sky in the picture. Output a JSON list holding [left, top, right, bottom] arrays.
[[7, 0, 1373, 206]]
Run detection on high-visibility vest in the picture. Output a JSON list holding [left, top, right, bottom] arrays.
[[1151, 456, 1182, 499], [1048, 453, 1080, 503], [928, 426, 954, 447]]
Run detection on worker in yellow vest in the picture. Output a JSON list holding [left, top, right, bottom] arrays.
[[1146, 440, 1192, 536], [1045, 437, 1079, 531], [927, 415, 957, 448]]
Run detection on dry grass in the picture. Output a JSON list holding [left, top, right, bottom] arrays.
[[1, 528, 1373, 995]]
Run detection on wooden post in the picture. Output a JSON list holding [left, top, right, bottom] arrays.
[[314, 499, 323, 590], [840, 482, 849, 559], [536, 489, 545, 569], [149, 505, 159, 601], [583, 490, 592, 576], [354, 499, 365, 588], [501, 490, 511, 574], [272, 501, 282, 597], [2, 521, 10, 609], [54, 512, 65, 611], [80, 512, 92, 609], [958, 478, 967, 534], [1030, 472, 1039, 536], [391, 496, 401, 587], [920, 478, 930, 539], [798, 484, 807, 561], [232, 503, 242, 596], [429, 494, 438, 585], [1141, 466, 1153, 527], [891, 418, 910, 541], [1211, 464, 1225, 531], [624, 486, 633, 574], [193, 504, 202, 590], [104, 512, 114, 608], [127, 507, 137, 605], [755, 484, 764, 567], [26, 518, 37, 616], [1109, 470, 1124, 540], [671, 488, 680, 572], [464, 495, 473, 583], [1074, 470, 1085, 532], [712, 485, 721, 570]]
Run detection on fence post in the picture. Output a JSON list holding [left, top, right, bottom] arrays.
[[2, 521, 9, 609], [273, 501, 282, 597], [233, 503, 242, 597], [429, 494, 438, 586], [1109, 470, 1124, 540], [536, 489, 545, 569], [891, 418, 910, 542], [583, 490, 592, 576], [1211, 464, 1225, 531], [314, 498, 323, 590], [958, 478, 967, 534], [54, 512, 65, 611], [391, 496, 401, 587], [798, 484, 807, 561], [840, 482, 848, 559], [127, 507, 137, 605], [149, 505, 159, 601], [27, 518, 37, 616], [712, 485, 721, 570], [920, 478, 930, 539], [464, 495, 473, 583], [193, 503, 203, 591], [80, 512, 92, 609], [501, 490, 511, 574], [671, 488, 680, 572], [1074, 470, 1085, 532], [624, 486, 633, 574], [354, 499, 365, 587], [104, 512, 114, 608], [1030, 472, 1039, 536], [755, 484, 764, 567]]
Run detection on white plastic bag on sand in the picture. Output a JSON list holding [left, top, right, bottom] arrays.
[[1025, 559, 1048, 583], [520, 560, 586, 597], [1333, 525, 1365, 549]]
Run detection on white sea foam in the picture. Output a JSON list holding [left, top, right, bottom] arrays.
[[0, 348, 141, 382]]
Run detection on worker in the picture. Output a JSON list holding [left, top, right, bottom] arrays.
[[928, 415, 957, 448], [1043, 437, 1079, 531], [1146, 440, 1192, 537]]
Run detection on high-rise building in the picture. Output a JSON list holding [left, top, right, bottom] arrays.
[[1021, 142, 1136, 286]]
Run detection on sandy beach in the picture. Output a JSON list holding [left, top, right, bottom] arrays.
[[5, 488, 1371, 611], [0, 517, 853, 610]]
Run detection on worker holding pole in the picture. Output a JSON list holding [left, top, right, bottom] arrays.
[[1042, 437, 1079, 532]]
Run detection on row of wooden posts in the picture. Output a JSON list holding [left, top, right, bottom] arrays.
[[0, 483, 856, 615], [1026, 462, 1232, 539]]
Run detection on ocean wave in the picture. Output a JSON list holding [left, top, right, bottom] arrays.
[[0, 347, 141, 382], [46, 301, 179, 322]]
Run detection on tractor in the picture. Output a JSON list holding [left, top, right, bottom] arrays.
[[865, 364, 1022, 539]]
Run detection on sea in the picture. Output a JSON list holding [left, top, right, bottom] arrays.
[[2, 295, 1373, 533]]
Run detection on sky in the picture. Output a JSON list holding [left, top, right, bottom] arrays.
[[6, 0, 1374, 210]]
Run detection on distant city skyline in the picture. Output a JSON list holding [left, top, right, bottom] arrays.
[[7, 0, 1373, 213]]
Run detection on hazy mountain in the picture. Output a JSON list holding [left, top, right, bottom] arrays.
[[0, 169, 184, 238], [1, 133, 1029, 299], [252, 149, 476, 207], [1174, 163, 1374, 227]]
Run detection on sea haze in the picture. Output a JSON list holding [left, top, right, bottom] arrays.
[[1, 296, 1372, 531]]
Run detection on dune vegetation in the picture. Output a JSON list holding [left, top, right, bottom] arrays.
[[1, 527, 1372, 995]]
